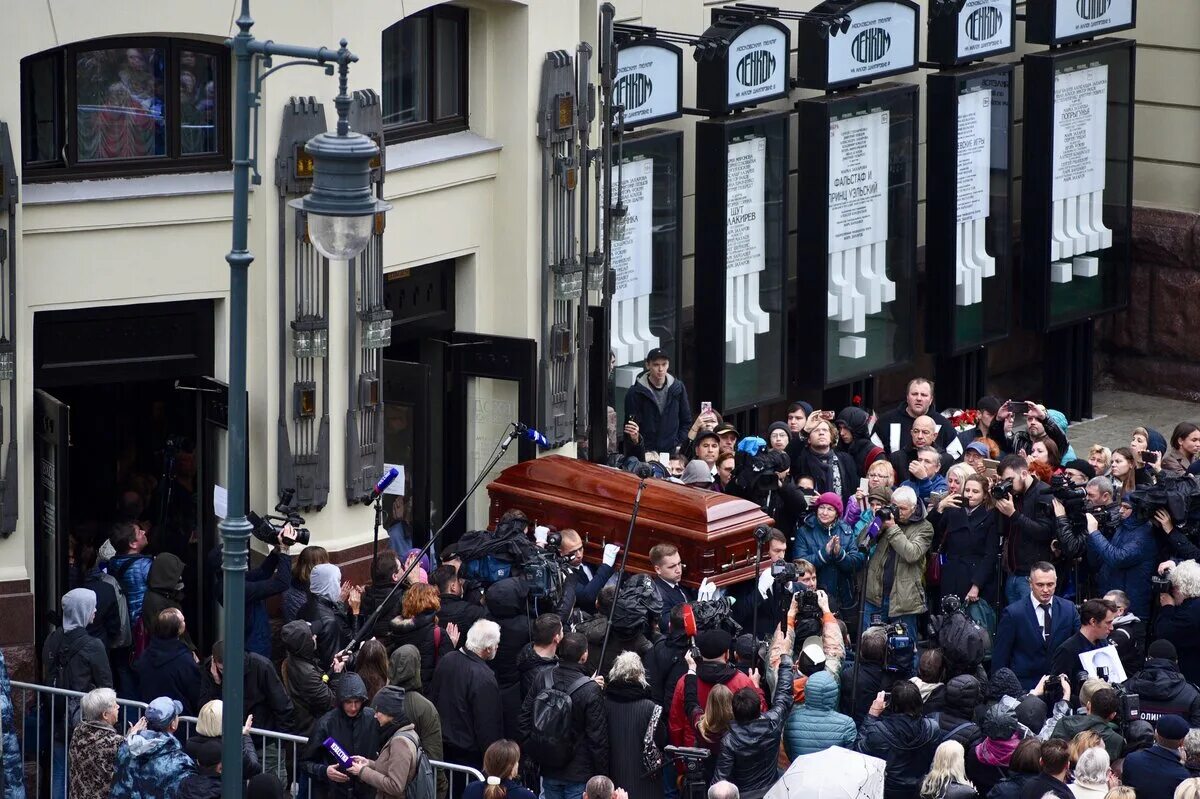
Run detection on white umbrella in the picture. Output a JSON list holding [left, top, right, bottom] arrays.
[[765, 746, 887, 799]]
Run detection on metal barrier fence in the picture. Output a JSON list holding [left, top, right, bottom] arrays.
[[8, 680, 483, 798]]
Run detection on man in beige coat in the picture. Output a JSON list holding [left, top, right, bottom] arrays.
[[347, 686, 418, 798]]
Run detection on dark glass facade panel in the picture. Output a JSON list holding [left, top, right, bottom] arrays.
[[179, 50, 218, 155], [76, 45, 166, 162]]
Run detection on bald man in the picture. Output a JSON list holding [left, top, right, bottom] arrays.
[[888, 415, 953, 479]]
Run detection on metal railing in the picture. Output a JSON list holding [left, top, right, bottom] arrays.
[[8, 680, 483, 798]]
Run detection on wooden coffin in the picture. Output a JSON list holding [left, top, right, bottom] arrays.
[[487, 455, 772, 588]]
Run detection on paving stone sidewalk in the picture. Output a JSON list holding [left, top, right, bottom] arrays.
[[1065, 389, 1200, 453]]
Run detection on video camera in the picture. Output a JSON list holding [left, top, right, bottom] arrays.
[[683, 598, 742, 637], [248, 488, 311, 546], [1128, 474, 1200, 525], [870, 613, 914, 675], [665, 745, 711, 799], [521, 530, 572, 604], [1089, 669, 1141, 737], [734, 450, 790, 496]]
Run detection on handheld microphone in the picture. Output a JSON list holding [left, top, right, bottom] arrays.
[[323, 737, 353, 769], [515, 423, 550, 449], [364, 466, 400, 505]]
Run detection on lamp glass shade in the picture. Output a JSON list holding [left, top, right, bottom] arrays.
[[308, 212, 374, 261]]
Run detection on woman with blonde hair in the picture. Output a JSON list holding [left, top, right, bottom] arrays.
[[1089, 445, 1112, 477], [462, 739, 536, 799], [1175, 779, 1200, 799], [920, 740, 979, 799], [183, 699, 261, 776]]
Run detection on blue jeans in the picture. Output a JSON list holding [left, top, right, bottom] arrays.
[[542, 777, 587, 799], [862, 599, 919, 674], [1004, 574, 1028, 607], [662, 758, 679, 799]]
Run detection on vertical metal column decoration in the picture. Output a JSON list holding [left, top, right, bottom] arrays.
[[536, 52, 584, 448], [275, 98, 332, 509], [344, 90, 389, 502], [0, 123, 18, 536]]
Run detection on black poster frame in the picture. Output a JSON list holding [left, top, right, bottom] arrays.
[[693, 110, 790, 416], [927, 0, 1017, 67], [794, 82, 919, 391], [926, 61, 1015, 356], [1025, 0, 1137, 46], [1020, 37, 1136, 333]]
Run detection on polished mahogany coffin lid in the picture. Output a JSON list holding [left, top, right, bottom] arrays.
[[487, 455, 772, 588]]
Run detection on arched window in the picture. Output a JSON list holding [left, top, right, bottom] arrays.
[[381, 5, 469, 143], [21, 37, 229, 180]]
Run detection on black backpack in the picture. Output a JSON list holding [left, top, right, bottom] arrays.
[[528, 668, 592, 769], [938, 609, 991, 672]]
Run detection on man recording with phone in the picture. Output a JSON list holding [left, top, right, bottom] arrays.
[[988, 400, 1070, 460]]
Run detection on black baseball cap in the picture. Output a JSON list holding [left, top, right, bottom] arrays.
[[645, 348, 669, 363]]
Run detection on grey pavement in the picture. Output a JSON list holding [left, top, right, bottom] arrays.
[[1065, 390, 1200, 453]]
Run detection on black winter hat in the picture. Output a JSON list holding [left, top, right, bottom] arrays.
[[370, 685, 409, 724], [987, 668, 1024, 702], [1148, 639, 1178, 661], [696, 629, 732, 659], [980, 705, 1019, 741], [1064, 459, 1096, 480], [1015, 696, 1047, 733]]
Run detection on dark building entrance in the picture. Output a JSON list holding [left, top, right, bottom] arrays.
[[33, 300, 225, 654]]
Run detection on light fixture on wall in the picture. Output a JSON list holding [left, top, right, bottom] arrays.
[[360, 309, 393, 349], [291, 317, 329, 358]]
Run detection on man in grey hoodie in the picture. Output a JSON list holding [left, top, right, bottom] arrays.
[[43, 588, 113, 694]]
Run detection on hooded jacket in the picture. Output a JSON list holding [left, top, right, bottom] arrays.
[[783, 669, 858, 759], [1049, 713, 1124, 762], [865, 505, 935, 617], [133, 635, 202, 714], [302, 590, 357, 672], [43, 588, 112, 693], [299, 673, 381, 799], [792, 513, 867, 609], [837, 406, 887, 477], [140, 554, 195, 650], [387, 644, 447, 798], [1126, 658, 1200, 726], [669, 659, 765, 747], [109, 729, 196, 799], [623, 370, 692, 453], [358, 579, 404, 642], [1086, 517, 1156, 618], [714, 658, 794, 793], [281, 619, 334, 734], [68, 719, 124, 799], [857, 711, 943, 799], [935, 675, 984, 748]]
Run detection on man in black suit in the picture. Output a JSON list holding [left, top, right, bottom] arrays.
[[992, 562, 1081, 690], [1123, 715, 1193, 799], [650, 543, 694, 630], [559, 529, 618, 615], [1051, 598, 1118, 704]]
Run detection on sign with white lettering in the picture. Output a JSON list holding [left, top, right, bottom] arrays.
[[614, 39, 683, 128], [610, 157, 655, 301], [828, 110, 890, 251], [957, 89, 993, 224], [1026, 0, 1136, 45], [727, 138, 767, 277], [1052, 64, 1108, 201]]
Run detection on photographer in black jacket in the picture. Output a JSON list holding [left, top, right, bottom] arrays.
[[1154, 559, 1200, 685], [995, 455, 1058, 607], [1126, 640, 1200, 726]]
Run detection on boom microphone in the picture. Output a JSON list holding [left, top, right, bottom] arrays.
[[364, 466, 400, 504], [515, 423, 551, 449]]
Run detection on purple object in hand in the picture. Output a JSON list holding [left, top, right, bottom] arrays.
[[324, 737, 353, 769]]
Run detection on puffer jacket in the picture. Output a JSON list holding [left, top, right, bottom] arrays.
[[784, 670, 857, 759], [713, 658, 794, 794], [387, 611, 450, 688], [935, 675, 985, 748], [280, 620, 334, 735], [1126, 658, 1200, 727], [108, 553, 153, 624], [792, 513, 867, 609], [1086, 517, 1156, 618], [857, 712, 942, 799], [67, 720, 123, 799], [140, 553, 195, 650], [388, 645, 447, 799], [865, 506, 935, 616], [109, 729, 196, 799]]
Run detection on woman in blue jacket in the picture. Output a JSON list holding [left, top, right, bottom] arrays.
[[1085, 494, 1156, 618], [792, 493, 867, 611]]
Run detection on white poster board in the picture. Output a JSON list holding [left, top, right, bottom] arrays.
[[615, 43, 681, 126], [1052, 64, 1108, 202], [956, 89, 993, 225], [610, 157, 655, 302], [827, 2, 918, 86], [828, 110, 890, 252], [727, 24, 789, 107], [726, 137, 767, 278]]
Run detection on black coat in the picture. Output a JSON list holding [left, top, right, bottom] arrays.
[[184, 733, 260, 779], [515, 643, 557, 703], [623, 373, 692, 453], [82, 569, 122, 647], [1155, 598, 1200, 686], [856, 712, 942, 799], [199, 651, 295, 734], [794, 445, 859, 504], [1003, 480, 1057, 574], [713, 659, 794, 794], [386, 611, 451, 688], [437, 593, 486, 640], [429, 648, 504, 758], [1126, 658, 1200, 726], [518, 661, 609, 784], [483, 578, 533, 690], [644, 632, 690, 707], [133, 636, 202, 715], [357, 579, 403, 641], [1018, 774, 1073, 799], [936, 505, 1001, 602], [301, 594, 357, 671], [988, 774, 1036, 799], [877, 404, 956, 454], [604, 681, 667, 799], [299, 678, 381, 799], [41, 627, 112, 693], [280, 620, 334, 735]]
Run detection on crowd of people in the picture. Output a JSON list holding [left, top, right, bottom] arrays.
[[17, 349, 1200, 799]]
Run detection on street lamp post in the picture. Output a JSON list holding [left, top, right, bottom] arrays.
[[221, 2, 389, 793]]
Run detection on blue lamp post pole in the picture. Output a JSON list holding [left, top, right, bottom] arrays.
[[221, 2, 388, 793]]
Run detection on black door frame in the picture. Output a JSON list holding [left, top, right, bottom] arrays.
[[381, 359, 432, 550], [33, 389, 70, 652]]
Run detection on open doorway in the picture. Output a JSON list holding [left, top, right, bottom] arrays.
[[33, 300, 223, 653]]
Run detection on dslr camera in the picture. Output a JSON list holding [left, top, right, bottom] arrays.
[[991, 478, 1015, 501], [248, 488, 310, 546], [1151, 569, 1173, 595], [875, 503, 900, 523]]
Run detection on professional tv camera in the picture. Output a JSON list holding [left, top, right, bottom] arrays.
[[870, 613, 915, 675], [769, 560, 822, 640], [248, 488, 311, 546], [682, 597, 743, 637], [1151, 568, 1174, 595], [732, 449, 790, 496], [665, 746, 711, 799], [1128, 474, 1200, 525]]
